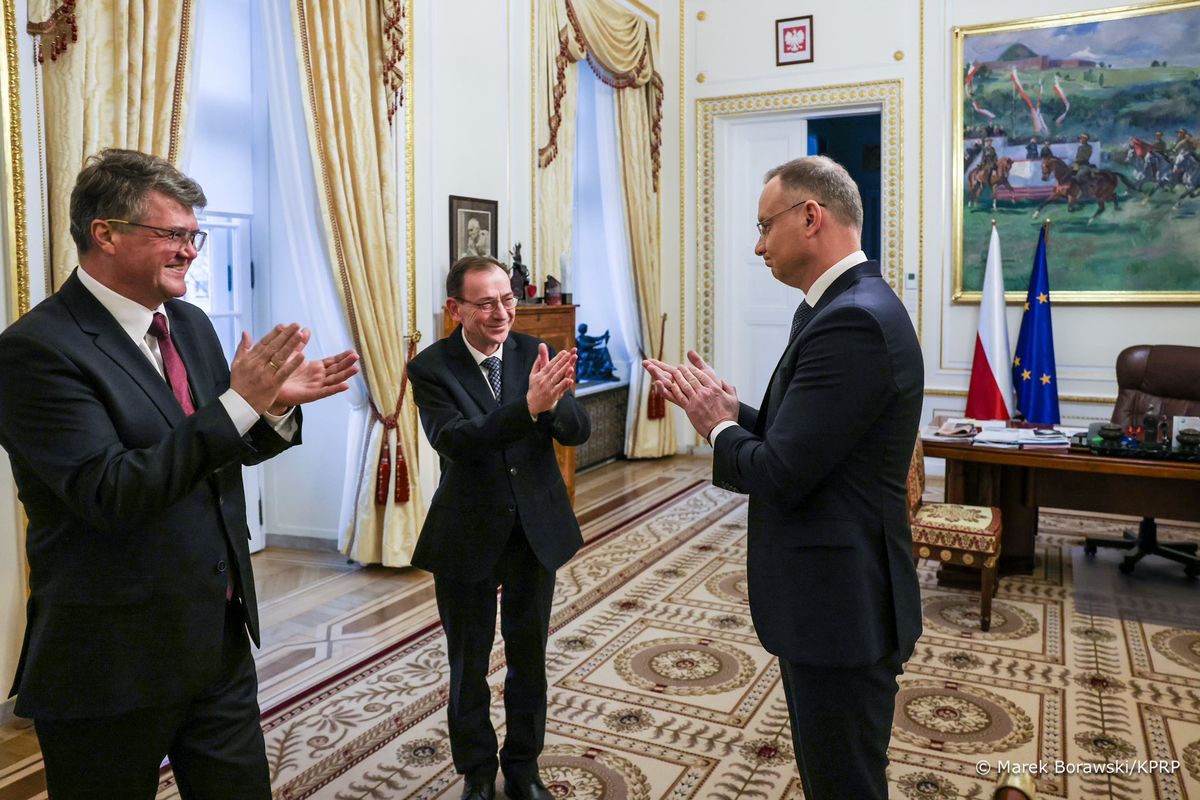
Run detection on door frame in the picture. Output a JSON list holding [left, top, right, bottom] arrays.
[[695, 80, 904, 367]]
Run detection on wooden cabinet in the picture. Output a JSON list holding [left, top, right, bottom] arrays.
[[441, 305, 578, 502]]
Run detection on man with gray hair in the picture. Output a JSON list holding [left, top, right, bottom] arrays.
[[0, 149, 358, 798], [645, 155, 923, 799]]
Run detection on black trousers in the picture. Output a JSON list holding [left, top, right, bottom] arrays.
[[433, 525, 556, 784], [779, 650, 904, 800], [35, 602, 269, 800]]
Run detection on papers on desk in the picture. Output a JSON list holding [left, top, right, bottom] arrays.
[[921, 418, 1010, 443], [972, 428, 1070, 449]]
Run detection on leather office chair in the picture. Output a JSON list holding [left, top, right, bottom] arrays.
[[908, 438, 1003, 630], [1084, 344, 1200, 578]]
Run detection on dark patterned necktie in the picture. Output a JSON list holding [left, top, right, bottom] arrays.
[[482, 356, 502, 402], [148, 312, 196, 415], [789, 301, 815, 343]]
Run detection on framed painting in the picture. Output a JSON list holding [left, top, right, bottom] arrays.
[[448, 195, 499, 264], [775, 16, 813, 66], [952, 0, 1200, 303]]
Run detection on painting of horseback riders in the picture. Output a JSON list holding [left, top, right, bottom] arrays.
[[953, 1, 1200, 302]]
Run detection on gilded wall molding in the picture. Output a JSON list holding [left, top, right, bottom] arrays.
[[1, 0, 28, 319], [695, 79, 903, 364]]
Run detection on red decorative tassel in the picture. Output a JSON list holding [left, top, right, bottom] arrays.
[[647, 382, 666, 419], [394, 444, 410, 503], [375, 437, 392, 505]]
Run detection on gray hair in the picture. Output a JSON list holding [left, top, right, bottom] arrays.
[[70, 149, 207, 254], [764, 155, 863, 233], [446, 255, 510, 299]]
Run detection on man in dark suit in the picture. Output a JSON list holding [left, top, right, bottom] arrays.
[[0, 149, 358, 799], [645, 156, 923, 800], [407, 256, 589, 800]]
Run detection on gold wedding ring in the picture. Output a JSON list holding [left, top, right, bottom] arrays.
[[268, 359, 281, 370]]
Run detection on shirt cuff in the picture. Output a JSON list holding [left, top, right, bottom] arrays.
[[709, 420, 739, 445], [220, 390, 298, 440]]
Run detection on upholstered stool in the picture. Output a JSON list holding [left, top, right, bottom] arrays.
[[908, 438, 1004, 631]]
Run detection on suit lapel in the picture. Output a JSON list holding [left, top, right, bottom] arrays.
[[445, 327, 501, 411], [59, 274, 184, 425], [760, 261, 881, 428], [501, 335, 529, 404]]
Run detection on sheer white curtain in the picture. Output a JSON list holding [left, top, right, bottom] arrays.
[[258, 0, 369, 547], [569, 67, 645, 439]]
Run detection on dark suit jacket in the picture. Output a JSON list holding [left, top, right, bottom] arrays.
[[0, 272, 299, 719], [713, 261, 923, 669], [407, 328, 589, 581]]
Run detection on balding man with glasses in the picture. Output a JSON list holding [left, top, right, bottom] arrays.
[[645, 156, 923, 800], [0, 149, 358, 798]]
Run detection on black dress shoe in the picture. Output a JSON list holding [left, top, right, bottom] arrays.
[[461, 778, 496, 800], [503, 777, 552, 800]]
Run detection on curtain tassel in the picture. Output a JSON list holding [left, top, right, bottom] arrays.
[[394, 442, 410, 503], [371, 335, 419, 506], [374, 430, 392, 505]]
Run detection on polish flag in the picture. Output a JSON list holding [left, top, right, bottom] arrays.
[[965, 224, 1013, 420]]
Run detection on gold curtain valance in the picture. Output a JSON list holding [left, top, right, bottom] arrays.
[[538, 0, 661, 190]]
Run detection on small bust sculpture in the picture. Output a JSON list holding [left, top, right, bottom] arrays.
[[509, 243, 530, 302], [544, 274, 562, 305]]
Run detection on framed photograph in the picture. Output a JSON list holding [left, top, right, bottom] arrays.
[[448, 195, 499, 264], [775, 15, 813, 66], [952, 1, 1200, 303]]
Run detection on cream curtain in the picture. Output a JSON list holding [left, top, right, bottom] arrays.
[[30, 0, 196, 288], [293, 0, 424, 566], [535, 0, 582, 286], [536, 0, 674, 457]]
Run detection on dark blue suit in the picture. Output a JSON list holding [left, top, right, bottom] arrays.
[[712, 261, 923, 799], [0, 272, 297, 797]]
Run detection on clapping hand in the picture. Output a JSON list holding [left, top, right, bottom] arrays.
[[527, 343, 577, 416], [642, 350, 739, 438], [230, 324, 359, 415]]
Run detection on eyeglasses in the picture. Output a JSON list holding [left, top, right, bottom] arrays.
[[455, 294, 517, 314], [755, 198, 824, 238], [103, 219, 208, 252]]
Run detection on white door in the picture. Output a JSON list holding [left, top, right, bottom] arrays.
[[185, 214, 265, 553], [714, 114, 808, 409]]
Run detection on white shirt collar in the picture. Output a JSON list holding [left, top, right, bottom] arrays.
[[804, 250, 867, 307], [76, 265, 167, 343], [461, 327, 503, 366]]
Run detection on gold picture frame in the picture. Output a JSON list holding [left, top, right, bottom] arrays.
[[952, 0, 1200, 304]]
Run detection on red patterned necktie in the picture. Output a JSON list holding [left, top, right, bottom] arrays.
[[148, 312, 196, 415]]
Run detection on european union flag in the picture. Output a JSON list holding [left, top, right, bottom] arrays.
[[1011, 225, 1060, 424]]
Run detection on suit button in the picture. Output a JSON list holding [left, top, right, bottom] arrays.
[[216, 560, 227, 573], [507, 505, 516, 513], [509, 467, 518, 476]]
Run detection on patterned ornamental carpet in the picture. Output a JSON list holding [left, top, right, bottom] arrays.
[[154, 485, 1200, 799]]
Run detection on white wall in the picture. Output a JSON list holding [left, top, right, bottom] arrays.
[[685, 0, 1196, 436]]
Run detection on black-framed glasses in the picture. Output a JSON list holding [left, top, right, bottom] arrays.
[[755, 198, 824, 238], [103, 219, 208, 252], [455, 294, 517, 314]]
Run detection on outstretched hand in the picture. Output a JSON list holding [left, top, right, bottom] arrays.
[[269, 347, 360, 415], [230, 324, 360, 415], [527, 343, 577, 416]]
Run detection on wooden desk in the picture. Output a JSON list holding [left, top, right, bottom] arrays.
[[442, 305, 578, 501], [923, 440, 1200, 585]]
